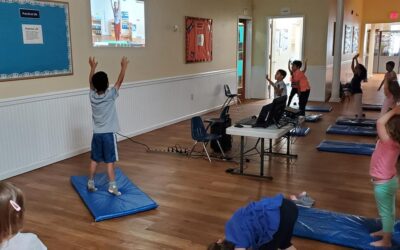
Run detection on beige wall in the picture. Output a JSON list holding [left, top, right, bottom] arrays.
[[326, 0, 364, 64], [363, 0, 400, 24], [361, 0, 400, 65], [326, 0, 337, 66], [0, 0, 251, 99], [252, 0, 329, 67], [325, 0, 364, 83]]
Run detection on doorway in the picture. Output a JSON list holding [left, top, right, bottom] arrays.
[[237, 18, 252, 100], [365, 23, 400, 74], [266, 17, 304, 99]]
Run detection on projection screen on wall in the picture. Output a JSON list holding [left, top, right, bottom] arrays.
[[90, 0, 145, 47]]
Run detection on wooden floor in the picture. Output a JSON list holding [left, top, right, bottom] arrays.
[[6, 75, 398, 250]]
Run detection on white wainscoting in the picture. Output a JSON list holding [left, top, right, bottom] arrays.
[[0, 69, 236, 180], [306, 66, 328, 102]]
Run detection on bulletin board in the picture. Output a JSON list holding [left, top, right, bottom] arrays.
[[0, 0, 72, 82], [185, 16, 213, 63]]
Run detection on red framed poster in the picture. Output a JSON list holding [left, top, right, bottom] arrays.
[[185, 16, 213, 63]]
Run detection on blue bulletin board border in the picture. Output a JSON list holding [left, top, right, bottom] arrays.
[[0, 0, 72, 82]]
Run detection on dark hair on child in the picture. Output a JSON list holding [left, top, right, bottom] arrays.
[[208, 240, 235, 250], [277, 69, 287, 79], [386, 114, 400, 144], [388, 80, 400, 103], [292, 60, 302, 68], [386, 61, 395, 69], [356, 64, 367, 82], [92, 71, 109, 93]]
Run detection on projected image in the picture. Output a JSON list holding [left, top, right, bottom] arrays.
[[90, 0, 145, 47]]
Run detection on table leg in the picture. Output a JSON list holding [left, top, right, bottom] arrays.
[[261, 138, 264, 176], [240, 136, 244, 174], [269, 138, 272, 153]]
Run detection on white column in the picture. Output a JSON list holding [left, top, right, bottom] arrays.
[[330, 0, 345, 102], [367, 24, 376, 77]]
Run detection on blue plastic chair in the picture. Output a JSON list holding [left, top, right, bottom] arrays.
[[189, 116, 226, 162], [221, 84, 241, 110]]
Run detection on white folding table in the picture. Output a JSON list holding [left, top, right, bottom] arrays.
[[226, 124, 296, 179]]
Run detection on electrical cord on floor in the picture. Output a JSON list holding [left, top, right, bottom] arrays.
[[117, 132, 192, 156], [116, 132, 151, 151]]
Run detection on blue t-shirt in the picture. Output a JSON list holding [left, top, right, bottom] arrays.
[[90, 87, 120, 133], [225, 194, 283, 250]]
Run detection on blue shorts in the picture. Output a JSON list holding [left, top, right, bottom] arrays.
[[91, 133, 119, 163]]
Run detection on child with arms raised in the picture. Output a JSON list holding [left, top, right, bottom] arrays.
[[266, 69, 288, 99], [369, 106, 400, 247], [349, 53, 367, 117], [87, 56, 129, 196]]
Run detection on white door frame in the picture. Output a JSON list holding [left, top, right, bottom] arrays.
[[237, 16, 252, 99], [265, 15, 306, 78]]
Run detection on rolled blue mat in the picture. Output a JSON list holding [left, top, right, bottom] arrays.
[[305, 105, 332, 112], [336, 116, 377, 127], [290, 127, 310, 136], [316, 140, 375, 155], [305, 114, 322, 122], [326, 124, 377, 136], [362, 104, 382, 111]]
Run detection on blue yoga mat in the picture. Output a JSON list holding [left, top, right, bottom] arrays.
[[326, 124, 377, 136], [336, 116, 377, 127], [362, 104, 382, 111], [294, 207, 400, 249], [290, 127, 310, 136], [316, 140, 375, 155], [306, 105, 332, 112], [71, 168, 158, 222], [305, 114, 322, 122]]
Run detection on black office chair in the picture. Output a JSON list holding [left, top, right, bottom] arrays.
[[189, 116, 226, 162], [221, 84, 241, 110]]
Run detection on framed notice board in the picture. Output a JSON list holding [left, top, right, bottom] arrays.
[[0, 0, 72, 82], [185, 16, 213, 63]]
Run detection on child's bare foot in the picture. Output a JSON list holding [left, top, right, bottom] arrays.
[[370, 230, 384, 237], [370, 239, 392, 247], [283, 246, 297, 250]]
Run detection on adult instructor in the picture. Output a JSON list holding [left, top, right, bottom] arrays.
[[110, 0, 121, 41]]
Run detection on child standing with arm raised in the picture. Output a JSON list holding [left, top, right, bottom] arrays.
[[377, 61, 397, 92], [287, 60, 298, 107], [349, 53, 367, 118], [266, 69, 287, 99], [369, 105, 400, 247], [87, 56, 129, 196], [291, 60, 310, 116]]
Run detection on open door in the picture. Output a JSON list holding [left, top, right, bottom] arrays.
[[267, 17, 304, 99], [237, 19, 246, 100]]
